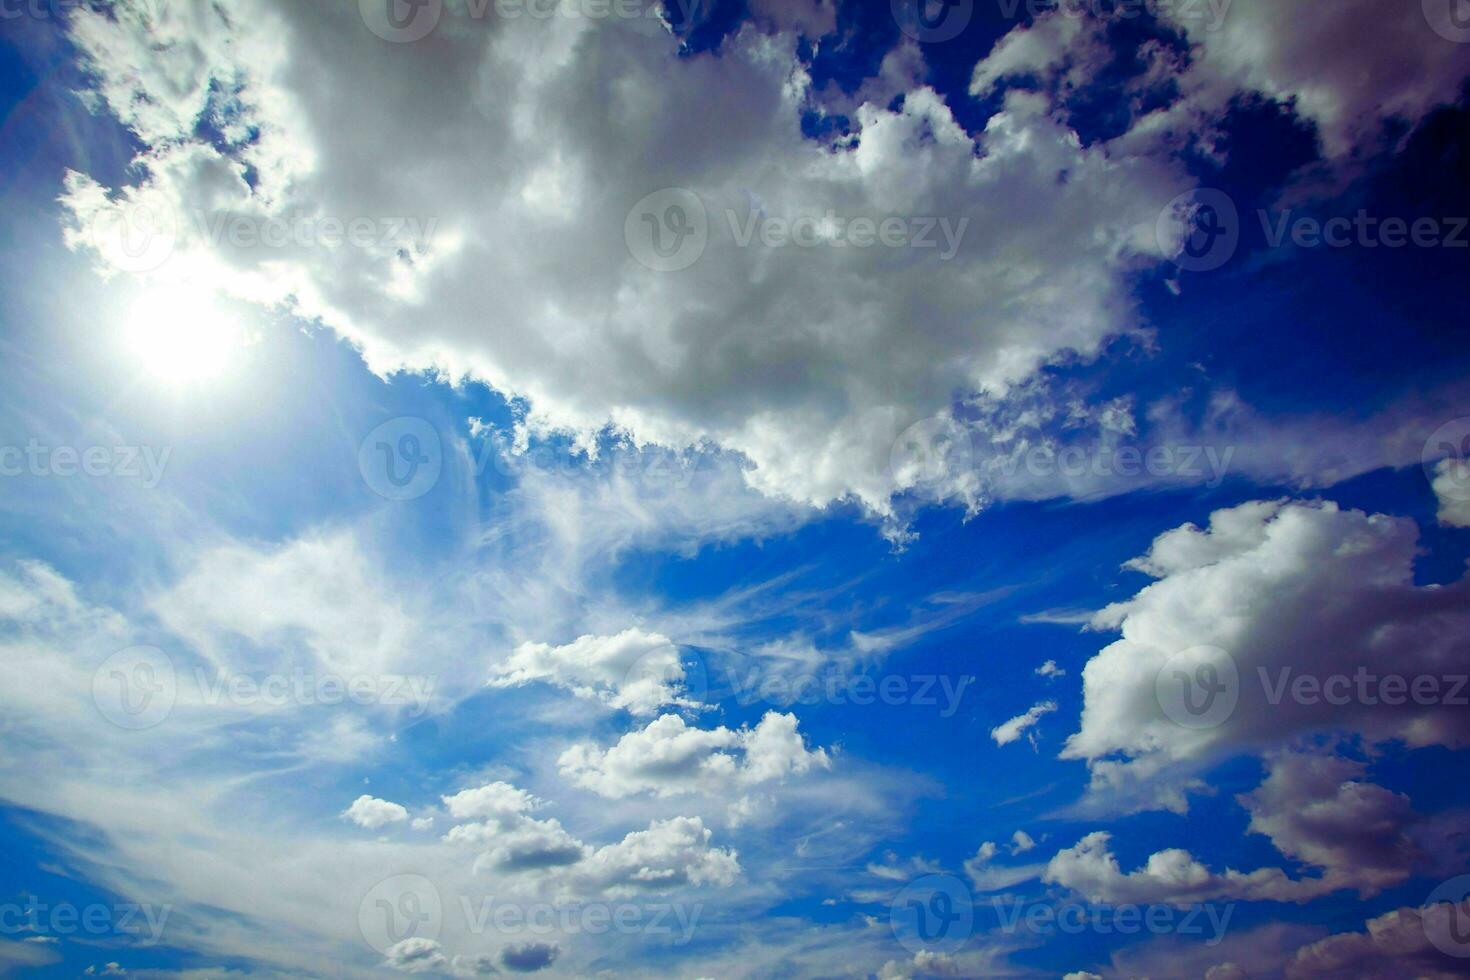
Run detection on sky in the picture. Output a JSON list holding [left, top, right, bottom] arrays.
[[0, 0, 1469, 977]]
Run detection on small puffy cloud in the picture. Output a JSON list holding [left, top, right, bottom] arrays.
[[341, 795, 408, 830], [558, 711, 829, 798], [575, 816, 741, 897], [1431, 458, 1470, 527], [488, 628, 693, 716], [1010, 830, 1036, 854], [384, 938, 448, 975], [411, 816, 435, 831], [1035, 659, 1065, 679], [990, 701, 1057, 746], [878, 950, 963, 978], [500, 941, 559, 972]]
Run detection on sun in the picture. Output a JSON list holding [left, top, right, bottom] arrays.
[[123, 286, 246, 386]]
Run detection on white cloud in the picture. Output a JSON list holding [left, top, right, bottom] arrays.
[[990, 700, 1057, 746], [559, 711, 828, 798], [1063, 499, 1470, 804], [1010, 830, 1036, 854], [341, 795, 409, 830], [1431, 458, 1470, 527], [1035, 659, 1065, 679], [488, 628, 694, 716]]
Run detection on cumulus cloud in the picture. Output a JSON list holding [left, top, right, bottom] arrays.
[[1432, 458, 1470, 527], [488, 628, 694, 716], [58, 0, 1198, 521], [991, 700, 1057, 746], [558, 711, 828, 798], [440, 780, 739, 896], [341, 794, 409, 830], [1281, 902, 1470, 979], [1063, 499, 1470, 802]]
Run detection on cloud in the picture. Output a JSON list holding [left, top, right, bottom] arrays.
[[559, 711, 829, 798], [499, 941, 559, 972], [488, 628, 695, 716], [1063, 499, 1470, 803], [341, 794, 409, 830], [1432, 458, 1470, 527], [991, 700, 1058, 746], [1035, 660, 1065, 679], [57, 0, 1194, 520]]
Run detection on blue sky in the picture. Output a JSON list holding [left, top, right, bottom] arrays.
[[1, 1, 1470, 977]]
